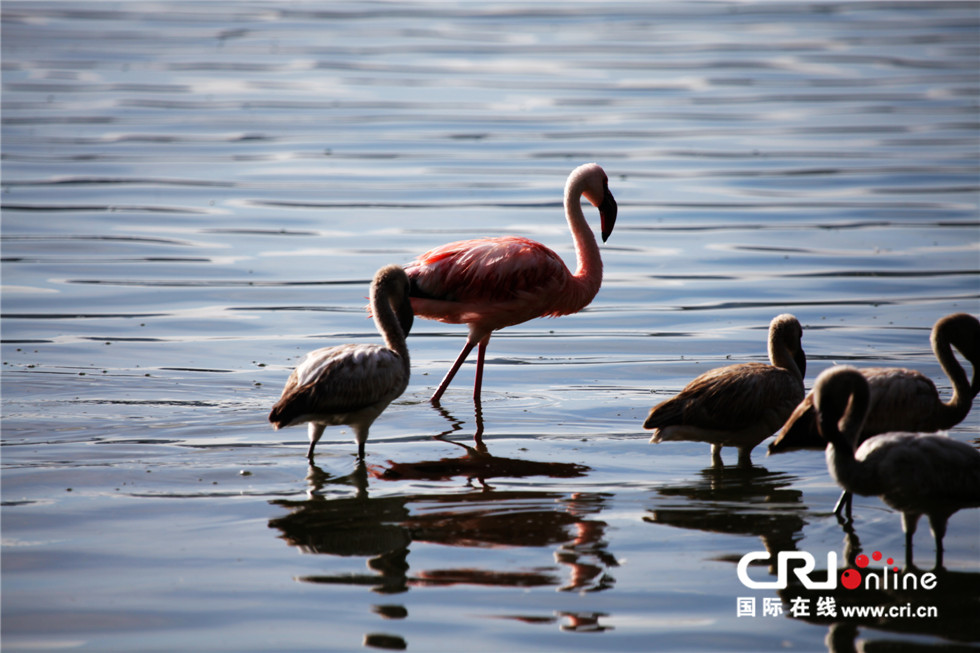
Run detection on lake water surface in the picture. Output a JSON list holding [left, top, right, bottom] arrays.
[[2, 2, 979, 652]]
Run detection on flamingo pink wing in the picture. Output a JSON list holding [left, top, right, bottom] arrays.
[[406, 237, 571, 324]]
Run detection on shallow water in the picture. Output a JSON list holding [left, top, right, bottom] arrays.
[[2, 2, 979, 652]]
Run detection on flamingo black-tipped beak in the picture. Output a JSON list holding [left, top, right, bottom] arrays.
[[599, 189, 618, 243]]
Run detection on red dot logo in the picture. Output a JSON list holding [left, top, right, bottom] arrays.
[[872, 551, 882, 562], [855, 554, 869, 568], [840, 568, 862, 590]]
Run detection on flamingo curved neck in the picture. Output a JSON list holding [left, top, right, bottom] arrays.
[[821, 378, 872, 494], [768, 323, 804, 382], [827, 439, 873, 497], [372, 287, 410, 366], [769, 344, 803, 382], [932, 323, 973, 428], [563, 179, 603, 309]]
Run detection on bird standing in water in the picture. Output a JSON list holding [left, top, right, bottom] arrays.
[[269, 264, 413, 460], [768, 312, 980, 519], [811, 365, 980, 569], [644, 314, 806, 467], [405, 162, 617, 404]]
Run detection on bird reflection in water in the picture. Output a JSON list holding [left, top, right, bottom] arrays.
[[559, 611, 611, 633], [489, 611, 611, 633], [643, 464, 808, 572], [362, 632, 407, 651], [375, 401, 589, 491], [268, 402, 619, 601], [375, 401, 616, 592], [269, 462, 413, 594], [780, 520, 980, 645], [822, 616, 979, 653]]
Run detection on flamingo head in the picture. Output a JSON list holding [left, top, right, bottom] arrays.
[[373, 264, 415, 337], [769, 313, 806, 379], [576, 163, 618, 243], [812, 366, 869, 446], [934, 312, 980, 397]]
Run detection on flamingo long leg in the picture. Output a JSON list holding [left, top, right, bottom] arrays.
[[901, 512, 920, 568], [431, 339, 478, 403], [929, 514, 949, 570], [473, 336, 491, 401], [307, 423, 326, 460], [833, 491, 853, 521]]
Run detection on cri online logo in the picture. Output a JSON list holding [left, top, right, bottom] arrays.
[[737, 550, 938, 591], [840, 551, 896, 589]]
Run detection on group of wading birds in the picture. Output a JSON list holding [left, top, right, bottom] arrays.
[[267, 163, 980, 570]]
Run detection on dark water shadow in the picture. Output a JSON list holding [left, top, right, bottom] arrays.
[[643, 464, 809, 568], [375, 446, 588, 490], [486, 610, 613, 633], [374, 401, 589, 489], [268, 449, 617, 594], [822, 621, 979, 653], [780, 568, 980, 645], [779, 519, 980, 645], [710, 497, 980, 647], [266, 457, 620, 646]]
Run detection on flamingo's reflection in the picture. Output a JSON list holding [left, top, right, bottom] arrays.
[[780, 518, 980, 646], [268, 402, 618, 595], [643, 464, 808, 570], [375, 404, 588, 489], [490, 611, 612, 633], [269, 462, 412, 593], [782, 567, 980, 646], [823, 619, 979, 653]]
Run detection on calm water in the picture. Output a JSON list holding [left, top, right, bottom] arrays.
[[2, 2, 979, 652]]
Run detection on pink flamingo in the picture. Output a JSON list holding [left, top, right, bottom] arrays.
[[404, 163, 617, 403]]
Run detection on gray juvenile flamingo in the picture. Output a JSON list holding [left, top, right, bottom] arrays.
[[811, 365, 980, 569], [769, 312, 980, 519], [404, 163, 617, 404], [269, 264, 413, 459], [643, 314, 806, 467]]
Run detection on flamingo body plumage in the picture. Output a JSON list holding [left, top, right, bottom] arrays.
[[408, 237, 580, 327], [643, 314, 807, 467], [406, 163, 617, 403], [812, 366, 980, 569], [269, 264, 413, 460]]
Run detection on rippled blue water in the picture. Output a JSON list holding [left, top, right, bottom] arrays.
[[2, 2, 979, 652]]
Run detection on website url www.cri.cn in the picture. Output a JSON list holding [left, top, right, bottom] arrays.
[[840, 604, 938, 619]]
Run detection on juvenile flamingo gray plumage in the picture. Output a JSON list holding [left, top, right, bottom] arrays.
[[643, 314, 806, 467], [811, 365, 980, 569], [269, 264, 413, 460]]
